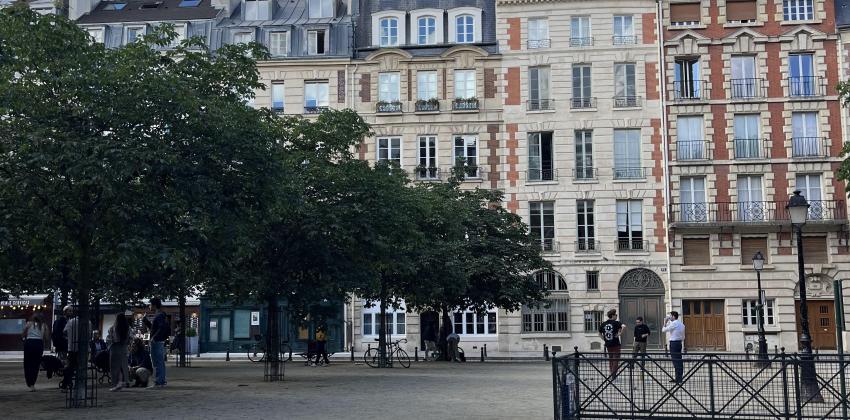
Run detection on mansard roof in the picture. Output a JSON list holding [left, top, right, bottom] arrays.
[[77, 0, 221, 24]]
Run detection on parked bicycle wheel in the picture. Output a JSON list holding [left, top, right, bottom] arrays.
[[280, 343, 293, 362], [247, 345, 266, 363], [395, 348, 411, 368], [364, 348, 380, 368]]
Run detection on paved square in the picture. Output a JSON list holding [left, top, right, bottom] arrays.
[[0, 360, 553, 419]]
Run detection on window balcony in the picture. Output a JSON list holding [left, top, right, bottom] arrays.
[[733, 138, 771, 160], [376, 101, 403, 114], [791, 137, 829, 158], [613, 96, 642, 108], [787, 76, 826, 98], [676, 140, 710, 161], [613, 167, 647, 180], [612, 35, 637, 45], [539, 238, 560, 253], [303, 106, 328, 114], [569, 37, 594, 47], [527, 99, 555, 111], [729, 78, 766, 99], [527, 39, 551, 49], [672, 80, 709, 101], [414, 166, 441, 181], [527, 168, 557, 182], [572, 167, 597, 181], [452, 98, 479, 111], [414, 99, 439, 113], [449, 165, 486, 180], [570, 97, 596, 109], [669, 200, 847, 225], [575, 239, 600, 254], [616, 239, 647, 252]]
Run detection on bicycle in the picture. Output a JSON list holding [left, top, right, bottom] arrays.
[[364, 338, 411, 368], [242, 334, 293, 363]]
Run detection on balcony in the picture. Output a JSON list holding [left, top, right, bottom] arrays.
[[570, 37, 594, 47], [303, 106, 328, 114], [612, 35, 637, 45], [527, 168, 557, 182], [672, 80, 709, 101], [575, 239, 600, 254], [613, 96, 642, 108], [570, 97, 596, 109], [539, 238, 560, 253], [730, 78, 766, 100], [414, 166, 441, 181], [616, 239, 647, 252], [528, 39, 551, 49], [452, 98, 479, 111], [788, 76, 826, 98], [527, 99, 555, 111], [573, 167, 597, 181], [676, 140, 710, 161], [415, 99, 439, 113], [670, 200, 847, 225], [733, 138, 771, 160], [791, 137, 829, 158], [376, 101, 403, 114], [613, 167, 647, 180], [450, 165, 486, 180]]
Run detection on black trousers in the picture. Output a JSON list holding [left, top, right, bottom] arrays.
[[669, 340, 684, 382], [23, 339, 43, 387], [61, 351, 78, 388]]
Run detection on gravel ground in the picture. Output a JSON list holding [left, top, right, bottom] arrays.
[[0, 360, 554, 419]]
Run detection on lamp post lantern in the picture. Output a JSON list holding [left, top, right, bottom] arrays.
[[752, 251, 769, 367], [786, 190, 823, 402]]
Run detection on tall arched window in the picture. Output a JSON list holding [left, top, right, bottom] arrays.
[[380, 17, 399, 47], [418, 16, 436, 45], [523, 271, 569, 332], [455, 14, 474, 43]]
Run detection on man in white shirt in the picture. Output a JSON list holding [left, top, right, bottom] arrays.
[[662, 311, 685, 384]]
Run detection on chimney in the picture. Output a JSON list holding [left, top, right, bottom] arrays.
[[68, 0, 99, 20]]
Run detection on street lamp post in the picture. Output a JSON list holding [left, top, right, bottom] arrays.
[[786, 190, 823, 402], [752, 251, 770, 367]]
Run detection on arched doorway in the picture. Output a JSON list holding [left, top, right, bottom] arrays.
[[618, 268, 665, 348]]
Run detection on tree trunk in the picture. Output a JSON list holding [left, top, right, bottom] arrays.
[[265, 295, 282, 381], [178, 293, 187, 367], [440, 306, 451, 361], [73, 286, 90, 403], [378, 276, 387, 368]]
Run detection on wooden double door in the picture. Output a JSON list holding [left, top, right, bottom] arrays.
[[619, 295, 664, 348], [796, 300, 836, 350], [682, 300, 726, 351]]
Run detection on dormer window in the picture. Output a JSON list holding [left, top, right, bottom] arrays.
[[170, 23, 186, 47], [447, 7, 481, 44], [308, 0, 333, 19], [244, 0, 271, 21], [418, 16, 436, 45], [269, 31, 288, 56], [380, 17, 399, 47], [86, 27, 105, 44], [455, 15, 474, 43], [308, 30, 326, 55], [125, 25, 145, 43]]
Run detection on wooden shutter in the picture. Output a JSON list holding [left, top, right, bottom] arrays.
[[670, 3, 701, 23], [802, 236, 828, 264], [683, 238, 711, 265], [740, 237, 768, 265], [727, 0, 757, 22]]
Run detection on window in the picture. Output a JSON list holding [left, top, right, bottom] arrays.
[[86, 27, 104, 44], [453, 135, 479, 177], [307, 30, 326, 55], [677, 116, 705, 160], [171, 24, 187, 47], [418, 16, 436, 45], [453, 310, 497, 335], [522, 298, 569, 333], [614, 63, 637, 107], [613, 15, 635, 44], [244, 0, 271, 21], [417, 71, 437, 101], [362, 301, 406, 336], [269, 32, 288, 56], [233, 310, 250, 339], [796, 174, 823, 220], [584, 311, 603, 333], [417, 136, 438, 179], [528, 18, 549, 48], [528, 132, 554, 181], [178, 0, 201, 6], [308, 0, 333, 18], [456, 15, 474, 43], [613, 129, 641, 179], [680, 176, 707, 222], [103, 2, 127, 10], [535, 270, 568, 291], [674, 58, 702, 99], [586, 271, 599, 291], [271, 82, 284, 112], [126, 26, 145, 43], [731, 55, 757, 98], [377, 137, 401, 165], [683, 237, 710, 265], [575, 130, 594, 179], [802, 236, 828, 264], [571, 64, 592, 108], [734, 114, 761, 159], [784, 0, 814, 21], [577, 200, 596, 252], [570, 16, 592, 46], [738, 175, 764, 221], [727, 0, 757, 23], [670, 2, 701, 26], [743, 299, 776, 326], [789, 54, 816, 96], [616, 200, 643, 251], [304, 81, 329, 111], [529, 66, 551, 110], [741, 237, 768, 265], [233, 31, 253, 44], [378, 72, 400, 102], [791, 112, 820, 157], [530, 201, 556, 252], [379, 17, 399, 47], [454, 70, 476, 99]]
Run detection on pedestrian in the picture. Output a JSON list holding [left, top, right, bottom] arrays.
[[143, 297, 169, 388], [422, 319, 437, 361], [632, 316, 651, 371], [22, 313, 50, 391], [89, 329, 107, 363], [315, 325, 329, 365], [447, 328, 461, 363], [61, 306, 90, 389], [662, 311, 686, 384], [128, 338, 153, 388], [598, 309, 624, 378], [51, 307, 69, 360], [107, 313, 131, 391]]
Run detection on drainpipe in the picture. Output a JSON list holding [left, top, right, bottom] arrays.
[[656, 0, 674, 312]]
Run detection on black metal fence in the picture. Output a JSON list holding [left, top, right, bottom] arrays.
[[554, 350, 849, 420]]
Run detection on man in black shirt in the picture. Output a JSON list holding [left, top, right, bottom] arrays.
[[598, 309, 624, 377], [632, 316, 651, 371]]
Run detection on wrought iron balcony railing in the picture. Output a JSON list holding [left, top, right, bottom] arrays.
[[612, 35, 637, 45], [791, 137, 829, 158], [539, 238, 560, 253], [376, 101, 403, 113], [452, 98, 479, 111], [570, 97, 596, 109], [730, 78, 767, 99], [527, 39, 551, 49], [527, 99, 555, 111], [414, 166, 441, 181], [613, 167, 647, 180], [670, 200, 847, 224], [414, 100, 439, 113], [676, 140, 710, 161], [672, 80, 709, 101], [613, 96, 642, 108], [450, 164, 486, 180], [788, 76, 826, 98], [570, 37, 594, 47], [733, 138, 771, 160], [616, 239, 647, 252], [303, 105, 328, 114], [573, 167, 597, 181], [527, 168, 557, 182], [575, 239, 600, 253]]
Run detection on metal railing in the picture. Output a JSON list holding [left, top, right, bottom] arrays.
[[575, 239, 600, 253], [528, 99, 555, 111], [554, 351, 850, 420], [303, 106, 328, 114], [414, 100, 439, 113], [450, 164, 486, 180], [613, 167, 646, 180], [570, 37, 594, 47], [414, 166, 441, 181], [571, 97, 596, 109], [613, 96, 642, 108], [670, 200, 847, 224], [376, 101, 403, 113], [528, 39, 551, 49], [676, 140, 709, 161], [730, 78, 767, 99], [573, 167, 597, 181], [672, 80, 709, 101], [733, 138, 771, 160], [612, 35, 637, 45], [452, 98, 479, 111], [528, 168, 558, 182], [540, 238, 560, 253], [792, 137, 829, 158], [788, 76, 826, 98], [616, 239, 647, 252]]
